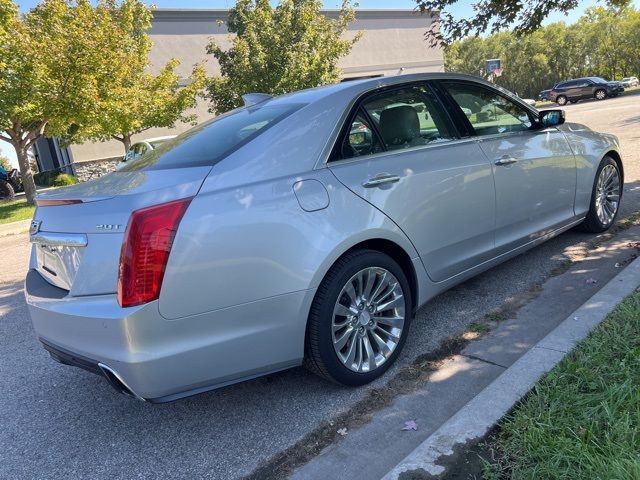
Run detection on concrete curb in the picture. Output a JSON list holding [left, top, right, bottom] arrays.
[[0, 219, 31, 237], [381, 255, 640, 479]]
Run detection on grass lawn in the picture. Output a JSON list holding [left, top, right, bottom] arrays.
[[0, 200, 35, 225], [485, 291, 640, 479]]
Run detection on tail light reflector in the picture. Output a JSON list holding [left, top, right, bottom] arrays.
[[117, 198, 192, 308]]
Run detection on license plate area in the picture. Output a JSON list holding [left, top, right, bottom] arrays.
[[32, 232, 87, 291]]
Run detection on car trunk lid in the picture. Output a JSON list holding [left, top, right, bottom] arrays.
[[30, 167, 211, 295]]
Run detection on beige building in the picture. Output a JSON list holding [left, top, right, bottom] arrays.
[[39, 9, 443, 174]]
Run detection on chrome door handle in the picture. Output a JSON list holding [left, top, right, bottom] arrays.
[[362, 174, 400, 188], [495, 157, 518, 166]]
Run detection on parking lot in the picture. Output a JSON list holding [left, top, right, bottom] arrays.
[[1, 92, 639, 480]]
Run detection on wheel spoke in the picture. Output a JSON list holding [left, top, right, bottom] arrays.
[[334, 327, 354, 350], [376, 294, 404, 313], [376, 325, 400, 341], [373, 315, 404, 328], [354, 273, 364, 300], [369, 272, 388, 303], [374, 284, 394, 304], [371, 330, 392, 357], [344, 281, 358, 305], [334, 303, 357, 318], [363, 335, 376, 371], [362, 269, 375, 302], [355, 336, 364, 371], [344, 333, 358, 366]]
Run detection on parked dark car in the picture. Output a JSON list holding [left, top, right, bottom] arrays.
[[538, 89, 552, 101], [549, 77, 624, 105]]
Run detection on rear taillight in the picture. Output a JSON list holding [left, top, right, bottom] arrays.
[[117, 197, 192, 308]]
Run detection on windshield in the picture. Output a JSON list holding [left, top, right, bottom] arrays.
[[121, 103, 303, 171]]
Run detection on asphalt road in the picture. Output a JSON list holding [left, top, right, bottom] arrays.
[[1, 93, 639, 480]]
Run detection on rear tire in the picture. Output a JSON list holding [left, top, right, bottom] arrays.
[[0, 180, 15, 202], [578, 156, 622, 233], [556, 95, 568, 106], [304, 249, 412, 386], [595, 89, 607, 100]]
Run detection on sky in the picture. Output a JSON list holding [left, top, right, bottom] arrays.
[[2, 0, 637, 166]]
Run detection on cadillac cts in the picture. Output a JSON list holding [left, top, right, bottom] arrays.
[[25, 74, 623, 402]]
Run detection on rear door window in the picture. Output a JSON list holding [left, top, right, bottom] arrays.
[[121, 103, 303, 171], [334, 84, 455, 161]]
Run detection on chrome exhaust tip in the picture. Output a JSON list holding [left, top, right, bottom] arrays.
[[98, 363, 146, 402]]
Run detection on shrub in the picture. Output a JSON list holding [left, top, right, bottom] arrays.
[[33, 171, 57, 187], [52, 173, 79, 187]]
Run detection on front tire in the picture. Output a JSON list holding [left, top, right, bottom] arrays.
[[579, 156, 622, 233], [556, 95, 568, 106], [304, 249, 412, 386], [0, 180, 15, 202], [595, 89, 607, 100]]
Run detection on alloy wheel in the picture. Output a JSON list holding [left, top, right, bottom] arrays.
[[595, 164, 621, 226], [331, 267, 405, 373], [595, 90, 606, 100]]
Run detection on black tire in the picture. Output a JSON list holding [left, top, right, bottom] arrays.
[[0, 180, 15, 202], [304, 249, 413, 386], [578, 156, 622, 233], [594, 89, 607, 101], [556, 95, 568, 106]]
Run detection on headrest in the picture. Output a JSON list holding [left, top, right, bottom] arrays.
[[379, 106, 420, 146]]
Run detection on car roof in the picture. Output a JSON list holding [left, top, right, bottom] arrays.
[[264, 72, 520, 107]]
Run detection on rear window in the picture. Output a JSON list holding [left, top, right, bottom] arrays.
[[121, 103, 303, 171]]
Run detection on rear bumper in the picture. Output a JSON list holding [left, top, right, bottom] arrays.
[[40, 339, 145, 400], [26, 269, 312, 402]]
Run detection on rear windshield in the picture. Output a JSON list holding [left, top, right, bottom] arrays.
[[121, 103, 302, 171]]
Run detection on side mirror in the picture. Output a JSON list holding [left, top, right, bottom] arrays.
[[539, 109, 565, 127]]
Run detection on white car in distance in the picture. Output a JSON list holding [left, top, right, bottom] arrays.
[[116, 136, 176, 170]]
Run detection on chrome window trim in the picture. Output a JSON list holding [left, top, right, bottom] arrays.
[[325, 136, 480, 167]]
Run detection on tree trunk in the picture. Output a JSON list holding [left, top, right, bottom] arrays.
[[122, 134, 132, 153], [15, 144, 37, 205]]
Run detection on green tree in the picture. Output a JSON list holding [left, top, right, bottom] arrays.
[[78, 58, 207, 153], [416, 0, 633, 43], [0, 0, 152, 204], [444, 3, 640, 98], [206, 0, 360, 114]]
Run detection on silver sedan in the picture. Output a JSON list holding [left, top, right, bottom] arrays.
[[25, 73, 623, 402]]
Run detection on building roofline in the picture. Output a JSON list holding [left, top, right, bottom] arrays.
[[151, 8, 437, 21]]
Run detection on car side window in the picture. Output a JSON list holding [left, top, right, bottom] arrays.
[[339, 110, 383, 159], [336, 85, 454, 161], [361, 86, 453, 152], [444, 82, 533, 136]]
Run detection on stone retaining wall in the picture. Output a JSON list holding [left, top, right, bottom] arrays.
[[73, 157, 120, 182]]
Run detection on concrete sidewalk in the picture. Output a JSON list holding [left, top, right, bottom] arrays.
[[0, 219, 31, 237], [383, 254, 640, 479], [290, 225, 640, 480]]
